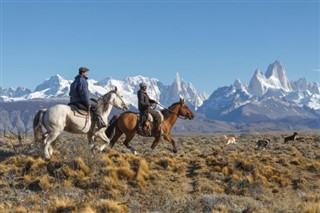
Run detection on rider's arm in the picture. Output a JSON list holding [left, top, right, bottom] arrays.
[[78, 78, 91, 108], [138, 90, 150, 108]]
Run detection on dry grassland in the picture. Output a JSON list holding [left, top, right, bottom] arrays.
[[0, 132, 319, 213]]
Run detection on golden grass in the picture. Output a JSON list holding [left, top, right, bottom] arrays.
[[0, 133, 319, 212], [95, 199, 128, 213]]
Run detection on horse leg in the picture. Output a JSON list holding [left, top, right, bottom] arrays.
[[123, 133, 137, 155], [93, 128, 110, 152], [163, 134, 177, 153], [109, 129, 123, 148], [150, 136, 162, 151], [87, 132, 96, 150], [43, 131, 61, 159]]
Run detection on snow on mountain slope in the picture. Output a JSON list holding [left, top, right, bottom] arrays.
[[0, 73, 207, 110], [248, 61, 292, 97]]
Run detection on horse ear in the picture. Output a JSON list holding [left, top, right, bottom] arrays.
[[180, 98, 184, 104], [114, 86, 118, 92]]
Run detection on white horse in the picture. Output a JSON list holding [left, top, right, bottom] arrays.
[[33, 87, 128, 159]]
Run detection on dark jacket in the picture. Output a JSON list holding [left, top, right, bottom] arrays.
[[69, 75, 91, 107], [137, 89, 156, 112]]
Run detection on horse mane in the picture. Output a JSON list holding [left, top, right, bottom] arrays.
[[97, 90, 116, 111], [161, 102, 180, 118], [168, 102, 180, 109]]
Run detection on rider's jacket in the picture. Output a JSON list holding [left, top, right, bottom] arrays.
[[69, 75, 91, 108], [137, 89, 156, 113]]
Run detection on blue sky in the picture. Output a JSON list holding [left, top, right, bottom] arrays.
[[1, 0, 319, 94]]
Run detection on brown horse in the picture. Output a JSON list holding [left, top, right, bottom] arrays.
[[105, 98, 194, 154]]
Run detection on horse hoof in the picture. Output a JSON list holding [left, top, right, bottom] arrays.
[[173, 149, 177, 154], [99, 144, 108, 152], [89, 144, 96, 150]]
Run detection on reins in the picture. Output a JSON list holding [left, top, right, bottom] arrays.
[[157, 103, 189, 120], [96, 91, 127, 111]]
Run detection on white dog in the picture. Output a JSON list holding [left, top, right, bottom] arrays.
[[223, 135, 236, 145]]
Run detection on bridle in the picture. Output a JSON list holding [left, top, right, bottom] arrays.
[[98, 91, 128, 111], [158, 103, 190, 120]]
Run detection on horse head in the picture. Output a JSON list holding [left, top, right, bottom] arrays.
[[168, 98, 194, 120], [100, 87, 129, 111]]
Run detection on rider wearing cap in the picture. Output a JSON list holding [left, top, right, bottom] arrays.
[[137, 82, 162, 136], [69, 67, 106, 129]]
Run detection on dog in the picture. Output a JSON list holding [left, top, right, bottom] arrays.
[[223, 135, 236, 145], [256, 138, 270, 149], [282, 132, 298, 143]]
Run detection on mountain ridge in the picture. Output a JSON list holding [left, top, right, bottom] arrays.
[[1, 60, 319, 132]]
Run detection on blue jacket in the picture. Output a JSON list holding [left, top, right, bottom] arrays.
[[69, 75, 91, 107]]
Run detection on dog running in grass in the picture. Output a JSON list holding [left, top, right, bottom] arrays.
[[256, 138, 270, 149], [223, 135, 236, 145], [282, 132, 298, 143]]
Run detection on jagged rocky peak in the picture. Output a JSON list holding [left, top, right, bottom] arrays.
[[308, 82, 320, 94], [0, 86, 31, 97], [291, 78, 320, 94], [248, 69, 267, 97], [291, 78, 308, 91], [248, 61, 293, 97], [265, 60, 291, 91], [172, 72, 184, 92], [233, 79, 242, 90]]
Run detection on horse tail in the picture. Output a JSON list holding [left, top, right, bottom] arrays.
[[33, 109, 46, 142], [106, 114, 119, 139]]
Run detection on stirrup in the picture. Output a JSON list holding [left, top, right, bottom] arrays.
[[96, 118, 106, 129]]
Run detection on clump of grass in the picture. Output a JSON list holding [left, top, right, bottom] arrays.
[[133, 158, 149, 186], [303, 193, 320, 202], [306, 162, 320, 172], [78, 205, 96, 213], [222, 166, 229, 177], [302, 202, 320, 213], [75, 157, 91, 176], [12, 205, 28, 213], [39, 174, 52, 190], [51, 198, 77, 212], [95, 199, 128, 213]]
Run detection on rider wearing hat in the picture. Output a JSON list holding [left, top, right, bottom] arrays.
[[69, 67, 106, 129], [137, 82, 161, 136]]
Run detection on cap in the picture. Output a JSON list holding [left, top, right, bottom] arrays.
[[79, 67, 89, 73], [139, 82, 147, 88]]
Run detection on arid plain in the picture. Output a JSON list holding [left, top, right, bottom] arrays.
[[0, 131, 319, 212]]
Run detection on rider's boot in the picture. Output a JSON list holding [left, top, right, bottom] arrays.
[[136, 113, 145, 133], [96, 116, 107, 129], [154, 122, 162, 137]]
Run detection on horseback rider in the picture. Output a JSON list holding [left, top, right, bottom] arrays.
[[69, 67, 106, 129], [137, 82, 162, 136]]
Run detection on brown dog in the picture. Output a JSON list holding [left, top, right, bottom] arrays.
[[282, 132, 298, 143]]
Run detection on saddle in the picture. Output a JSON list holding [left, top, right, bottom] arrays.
[[68, 99, 98, 116], [137, 110, 163, 137], [68, 100, 106, 130], [68, 102, 90, 116]]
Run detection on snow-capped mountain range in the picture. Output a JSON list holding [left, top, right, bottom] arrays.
[[198, 61, 320, 123], [0, 73, 207, 111], [1, 60, 319, 126]]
